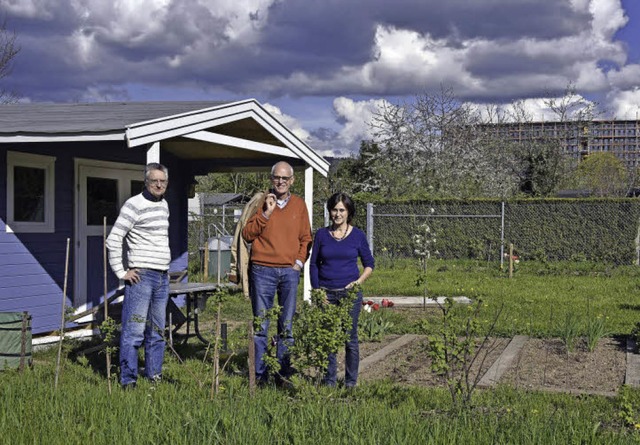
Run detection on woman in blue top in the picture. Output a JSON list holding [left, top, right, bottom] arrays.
[[310, 192, 374, 387]]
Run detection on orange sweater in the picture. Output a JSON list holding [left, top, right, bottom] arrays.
[[241, 194, 312, 267]]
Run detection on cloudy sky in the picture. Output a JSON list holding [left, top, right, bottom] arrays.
[[2, 0, 639, 156]]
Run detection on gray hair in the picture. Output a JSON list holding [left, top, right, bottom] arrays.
[[145, 163, 169, 180], [270, 161, 294, 177]]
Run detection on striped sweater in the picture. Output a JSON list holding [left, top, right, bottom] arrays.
[[106, 189, 170, 280]]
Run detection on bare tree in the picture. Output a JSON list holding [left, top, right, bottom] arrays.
[[370, 86, 519, 198], [545, 82, 601, 123], [0, 17, 20, 103]]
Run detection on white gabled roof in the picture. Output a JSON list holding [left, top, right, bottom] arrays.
[[0, 100, 330, 176], [125, 99, 329, 176]]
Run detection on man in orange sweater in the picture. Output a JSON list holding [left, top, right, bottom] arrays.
[[242, 161, 312, 384]]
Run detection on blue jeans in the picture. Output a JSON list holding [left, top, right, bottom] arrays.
[[250, 264, 300, 381], [324, 289, 362, 387], [119, 269, 169, 385]]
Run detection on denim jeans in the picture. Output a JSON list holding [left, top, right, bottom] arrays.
[[119, 269, 169, 386], [324, 289, 363, 387], [250, 264, 300, 381]]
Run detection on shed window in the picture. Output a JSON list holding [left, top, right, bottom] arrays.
[[6, 151, 56, 233]]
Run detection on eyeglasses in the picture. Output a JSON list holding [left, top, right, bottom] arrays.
[[271, 175, 292, 182], [147, 179, 168, 186]]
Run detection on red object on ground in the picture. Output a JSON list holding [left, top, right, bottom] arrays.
[[372, 303, 380, 311]]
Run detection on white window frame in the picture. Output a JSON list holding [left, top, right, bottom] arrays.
[[6, 151, 56, 233]]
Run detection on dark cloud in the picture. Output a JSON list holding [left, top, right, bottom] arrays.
[[373, 0, 590, 40], [0, 0, 636, 155], [0, 0, 600, 103], [464, 46, 570, 78]]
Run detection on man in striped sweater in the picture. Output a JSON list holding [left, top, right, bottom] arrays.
[[106, 163, 171, 389], [242, 161, 312, 384]]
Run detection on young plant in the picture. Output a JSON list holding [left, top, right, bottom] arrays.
[[585, 314, 607, 353], [584, 297, 607, 353], [99, 316, 119, 392], [414, 221, 437, 309], [424, 296, 502, 410], [557, 312, 581, 354], [209, 286, 230, 399], [254, 303, 282, 380], [289, 288, 356, 386], [358, 309, 394, 342]]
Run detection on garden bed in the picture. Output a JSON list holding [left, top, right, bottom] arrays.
[[340, 335, 509, 386], [500, 337, 626, 394], [341, 335, 626, 395]]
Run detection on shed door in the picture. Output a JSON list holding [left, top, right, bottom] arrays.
[[75, 163, 144, 312]]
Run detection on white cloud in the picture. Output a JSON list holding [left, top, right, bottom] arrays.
[[589, 0, 628, 40], [70, 28, 99, 67], [262, 103, 310, 141], [607, 88, 640, 119], [333, 97, 389, 145], [607, 64, 640, 90]]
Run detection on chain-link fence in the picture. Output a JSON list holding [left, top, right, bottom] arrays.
[[188, 205, 244, 280], [367, 201, 505, 264], [189, 199, 640, 276], [363, 200, 640, 265]]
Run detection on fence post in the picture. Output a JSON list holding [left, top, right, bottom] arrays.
[[367, 203, 374, 255], [500, 201, 505, 269]]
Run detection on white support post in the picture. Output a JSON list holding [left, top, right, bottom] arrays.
[[303, 166, 313, 302], [146, 142, 160, 164]]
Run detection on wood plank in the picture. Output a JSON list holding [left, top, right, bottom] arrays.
[[359, 334, 421, 371], [626, 338, 640, 387], [477, 335, 529, 387]]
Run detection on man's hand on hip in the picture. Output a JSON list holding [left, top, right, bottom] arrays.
[[124, 268, 140, 284]]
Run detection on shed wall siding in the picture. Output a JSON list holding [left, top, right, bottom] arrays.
[[0, 143, 192, 334]]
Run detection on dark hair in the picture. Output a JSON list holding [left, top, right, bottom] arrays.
[[326, 192, 355, 224]]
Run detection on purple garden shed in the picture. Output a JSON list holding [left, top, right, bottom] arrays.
[[0, 100, 329, 335]]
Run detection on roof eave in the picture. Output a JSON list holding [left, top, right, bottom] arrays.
[[126, 99, 330, 177]]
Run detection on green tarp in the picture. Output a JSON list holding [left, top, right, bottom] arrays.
[[0, 312, 32, 370]]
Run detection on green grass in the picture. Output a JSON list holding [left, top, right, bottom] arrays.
[[4, 259, 640, 443], [365, 258, 640, 337], [3, 348, 640, 444]]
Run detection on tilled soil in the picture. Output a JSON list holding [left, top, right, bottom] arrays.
[[355, 336, 509, 386], [500, 337, 626, 394], [342, 335, 627, 394]]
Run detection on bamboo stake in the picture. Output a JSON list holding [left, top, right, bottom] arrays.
[[54, 238, 70, 389], [248, 320, 256, 396], [210, 302, 221, 400], [103, 217, 112, 394], [19, 311, 27, 373], [509, 243, 514, 279]]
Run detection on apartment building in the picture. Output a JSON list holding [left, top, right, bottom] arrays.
[[486, 119, 640, 168]]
